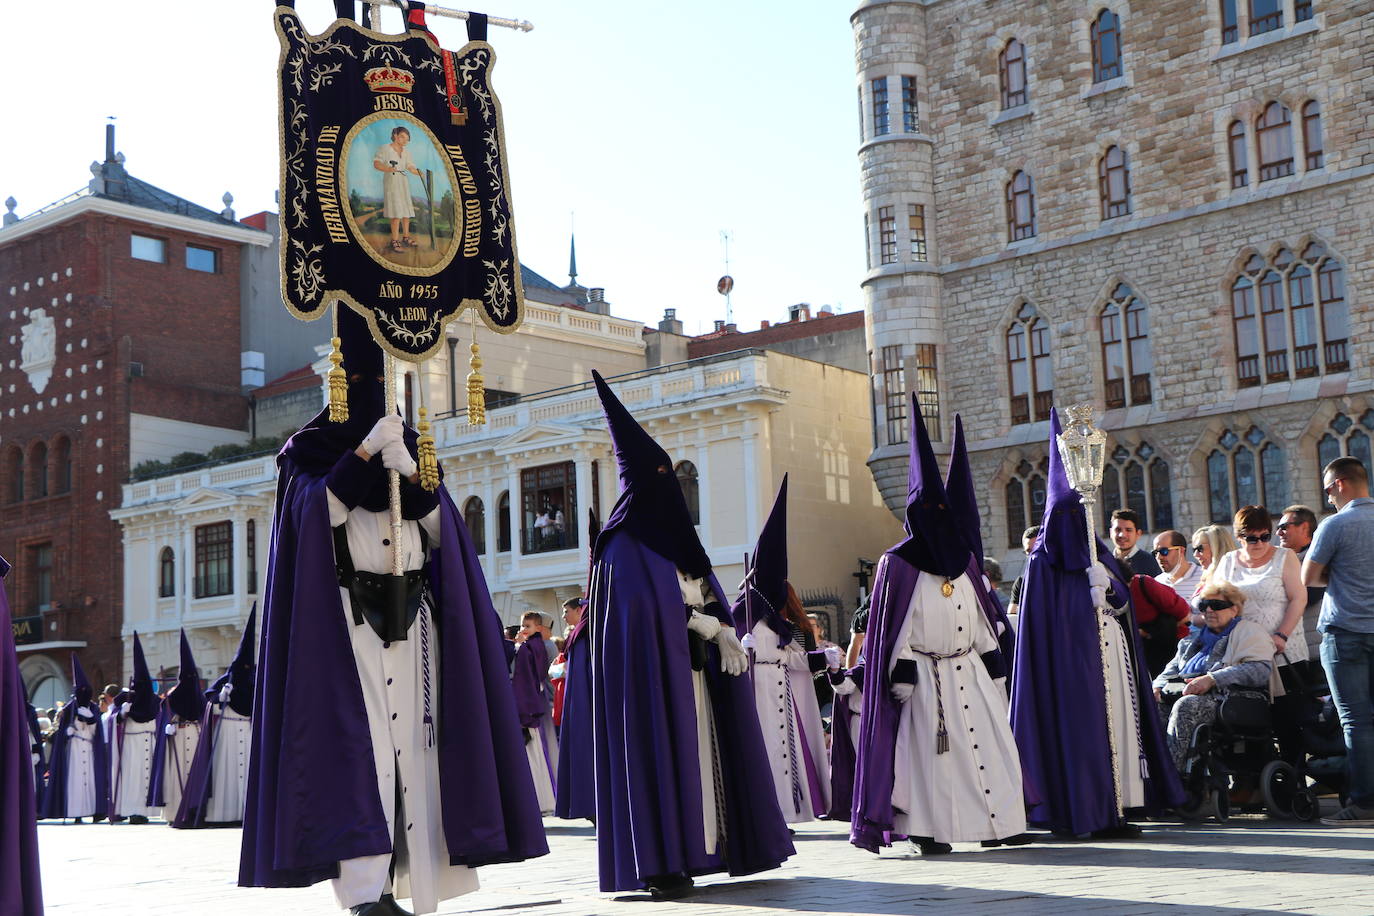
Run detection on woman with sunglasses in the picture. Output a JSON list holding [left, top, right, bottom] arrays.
[[1213, 506, 1309, 684], [1152, 582, 1275, 770]]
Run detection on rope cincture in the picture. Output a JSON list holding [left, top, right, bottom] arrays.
[[913, 646, 972, 754], [420, 596, 435, 748]]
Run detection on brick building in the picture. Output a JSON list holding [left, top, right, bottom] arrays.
[[0, 128, 275, 705], [853, 1, 1372, 576]]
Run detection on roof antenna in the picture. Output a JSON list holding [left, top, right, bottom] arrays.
[[717, 229, 734, 326]]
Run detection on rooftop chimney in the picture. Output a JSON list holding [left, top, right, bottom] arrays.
[[760, 320, 770, 330], [658, 308, 684, 335], [713, 320, 725, 332], [105, 123, 116, 162], [724, 323, 737, 334]]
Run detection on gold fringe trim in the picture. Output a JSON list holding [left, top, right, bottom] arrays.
[[466, 341, 486, 425], [327, 335, 348, 423], [417, 406, 440, 492]]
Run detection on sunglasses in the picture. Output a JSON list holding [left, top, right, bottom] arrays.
[[1151, 546, 1179, 557], [1191, 545, 1207, 554], [1237, 532, 1272, 544], [1195, 598, 1235, 613]]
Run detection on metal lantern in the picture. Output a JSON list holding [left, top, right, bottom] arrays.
[[1056, 404, 1108, 495]]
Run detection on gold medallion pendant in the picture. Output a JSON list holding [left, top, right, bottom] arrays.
[[941, 579, 955, 598]]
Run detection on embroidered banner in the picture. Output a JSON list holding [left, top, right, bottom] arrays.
[[275, 3, 523, 359]]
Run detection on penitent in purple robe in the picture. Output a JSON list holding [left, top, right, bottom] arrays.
[[553, 615, 594, 821], [1, 555, 43, 915], [1009, 410, 1183, 835], [589, 370, 793, 892], [40, 653, 108, 821], [239, 457, 548, 888]]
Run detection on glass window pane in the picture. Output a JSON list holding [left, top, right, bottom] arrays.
[[131, 234, 165, 262], [1101, 467, 1121, 530], [186, 245, 218, 273], [1005, 480, 1025, 547], [1349, 432, 1372, 475], [1028, 473, 1047, 520], [1234, 448, 1258, 508], [1207, 451, 1232, 523], [1150, 460, 1174, 530], [1317, 434, 1342, 500], [1261, 442, 1286, 509], [1125, 461, 1148, 523]]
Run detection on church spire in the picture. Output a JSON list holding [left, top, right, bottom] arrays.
[[568, 231, 578, 286]]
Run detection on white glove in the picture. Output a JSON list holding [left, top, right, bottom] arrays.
[[833, 676, 858, 696], [76, 707, 95, 720], [1087, 561, 1111, 609], [219, 684, 233, 704], [120, 701, 132, 717], [66, 726, 75, 737], [824, 646, 843, 670], [361, 414, 403, 458], [716, 626, 749, 677], [687, 610, 723, 641], [740, 632, 756, 651], [381, 439, 417, 477], [891, 682, 915, 703], [677, 570, 707, 609], [548, 662, 566, 680]]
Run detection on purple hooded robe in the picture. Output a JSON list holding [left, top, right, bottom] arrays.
[[1009, 409, 1184, 835], [553, 613, 594, 820], [239, 308, 547, 889], [149, 629, 202, 808], [39, 653, 108, 821], [1, 555, 43, 915], [588, 370, 793, 892], [851, 399, 1013, 852]]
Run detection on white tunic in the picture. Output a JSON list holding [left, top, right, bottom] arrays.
[[109, 717, 158, 818], [748, 620, 830, 823], [161, 719, 202, 820], [889, 573, 1027, 842], [375, 143, 417, 219], [679, 572, 724, 856], [204, 709, 252, 823], [524, 715, 559, 816], [327, 493, 477, 915], [1100, 601, 1147, 810], [64, 713, 100, 818]]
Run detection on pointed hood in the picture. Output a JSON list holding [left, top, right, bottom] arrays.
[[225, 604, 257, 717], [70, 653, 93, 706], [944, 414, 985, 570], [126, 632, 159, 722], [593, 370, 712, 578], [731, 475, 793, 645], [890, 393, 970, 577], [166, 629, 204, 721]]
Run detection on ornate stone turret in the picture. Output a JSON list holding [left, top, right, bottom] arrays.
[[853, 0, 945, 515]]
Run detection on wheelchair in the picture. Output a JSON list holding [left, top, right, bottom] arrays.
[[1168, 687, 1317, 823]]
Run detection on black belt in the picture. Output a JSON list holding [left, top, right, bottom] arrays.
[[334, 523, 430, 643]]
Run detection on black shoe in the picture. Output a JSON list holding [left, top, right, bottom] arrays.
[[128, 814, 149, 825], [72, 817, 85, 824], [1093, 823, 1143, 840], [645, 874, 694, 900], [92, 814, 107, 823], [908, 836, 953, 855], [350, 902, 392, 916], [379, 894, 412, 916], [981, 833, 1033, 848]]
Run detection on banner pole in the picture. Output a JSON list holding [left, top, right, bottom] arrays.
[[384, 352, 404, 577], [366, 0, 534, 32]]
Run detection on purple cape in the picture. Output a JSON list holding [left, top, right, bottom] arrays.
[[39, 659, 108, 821], [589, 530, 794, 891], [512, 637, 551, 730], [171, 701, 229, 829], [825, 664, 862, 823], [1, 560, 43, 914], [554, 617, 595, 820], [238, 458, 547, 888], [1008, 411, 1182, 834]]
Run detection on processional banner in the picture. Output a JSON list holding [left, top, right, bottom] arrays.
[[274, 1, 523, 360]]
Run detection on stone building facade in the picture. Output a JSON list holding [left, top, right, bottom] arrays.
[[853, 0, 1372, 576]]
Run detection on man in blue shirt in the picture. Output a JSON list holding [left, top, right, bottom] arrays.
[[1303, 456, 1374, 826]]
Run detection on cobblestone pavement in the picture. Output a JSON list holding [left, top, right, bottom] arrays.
[[37, 810, 1374, 916]]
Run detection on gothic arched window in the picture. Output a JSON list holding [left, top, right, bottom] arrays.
[[1316, 411, 1374, 509], [675, 461, 700, 526], [1257, 101, 1295, 181], [1231, 243, 1349, 387], [1207, 427, 1287, 522], [496, 491, 511, 553], [1007, 302, 1053, 425], [1091, 10, 1123, 83], [1302, 100, 1324, 170], [1005, 171, 1037, 241], [999, 39, 1028, 109], [1098, 145, 1132, 219], [1005, 457, 1049, 547], [1100, 284, 1151, 408], [1101, 442, 1173, 532], [1228, 119, 1249, 188]]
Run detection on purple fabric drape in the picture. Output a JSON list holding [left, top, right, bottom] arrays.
[[1, 560, 43, 914], [39, 655, 108, 821], [239, 463, 547, 889], [512, 638, 551, 730], [589, 531, 794, 892], [554, 619, 595, 820]]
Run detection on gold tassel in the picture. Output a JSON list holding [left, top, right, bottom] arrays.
[[466, 341, 486, 425], [327, 335, 348, 423], [417, 406, 440, 492]]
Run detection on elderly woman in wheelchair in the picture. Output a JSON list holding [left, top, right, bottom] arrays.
[[1153, 582, 1275, 773]]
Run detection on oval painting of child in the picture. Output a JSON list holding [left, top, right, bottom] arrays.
[[340, 112, 462, 276]]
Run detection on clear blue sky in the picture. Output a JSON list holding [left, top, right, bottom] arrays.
[[2, 1, 863, 336]]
